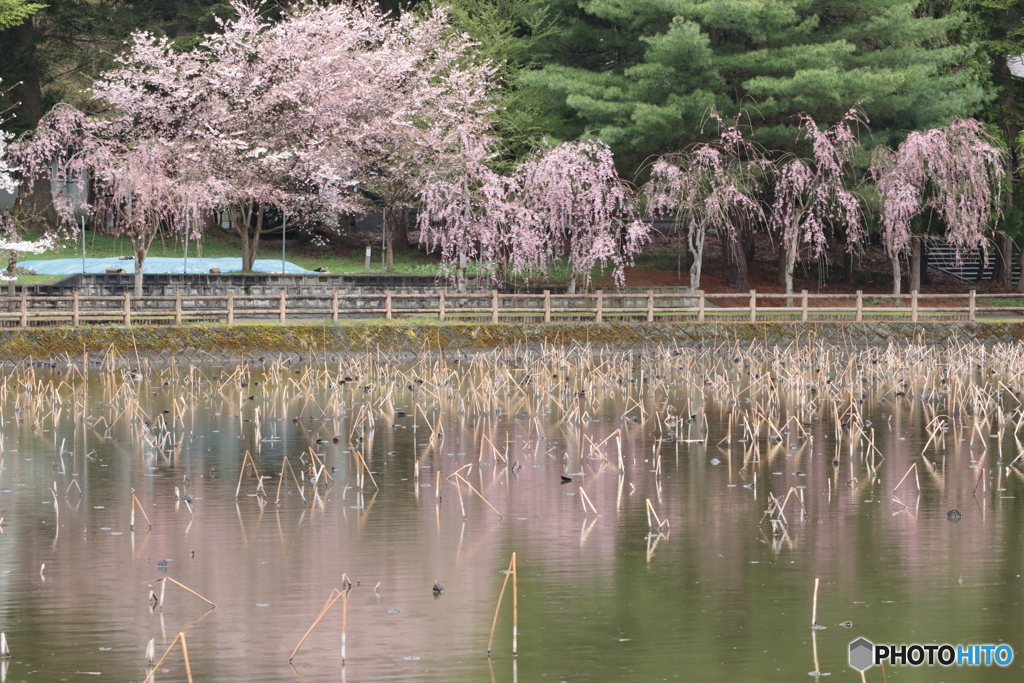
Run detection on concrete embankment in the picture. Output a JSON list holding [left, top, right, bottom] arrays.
[[0, 321, 1021, 361]]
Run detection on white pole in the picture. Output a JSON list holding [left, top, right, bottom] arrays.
[[184, 216, 189, 275], [81, 215, 86, 274], [281, 209, 286, 274]]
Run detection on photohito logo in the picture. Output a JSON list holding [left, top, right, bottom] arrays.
[[849, 638, 1014, 671]]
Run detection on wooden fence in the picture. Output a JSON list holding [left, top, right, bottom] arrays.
[[0, 288, 1021, 327]]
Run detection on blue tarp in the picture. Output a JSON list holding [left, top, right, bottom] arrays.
[[18, 257, 316, 275]]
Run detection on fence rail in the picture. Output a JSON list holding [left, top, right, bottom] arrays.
[[0, 288, 1021, 327]]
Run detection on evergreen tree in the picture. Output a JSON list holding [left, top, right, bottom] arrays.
[[525, 1, 984, 167], [0, 0, 44, 30], [522, 0, 986, 288], [440, 0, 561, 169], [961, 0, 1024, 288]]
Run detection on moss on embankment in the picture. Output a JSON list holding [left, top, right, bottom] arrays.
[[0, 321, 1023, 360]]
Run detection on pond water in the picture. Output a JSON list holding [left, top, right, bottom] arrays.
[[0, 343, 1022, 682]]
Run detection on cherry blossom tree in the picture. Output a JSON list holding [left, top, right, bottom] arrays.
[[12, 103, 223, 296], [514, 140, 647, 292], [345, 8, 498, 272], [89, 3, 376, 272], [87, 1, 494, 273], [769, 109, 864, 298], [417, 131, 517, 291], [645, 120, 764, 292], [871, 118, 1005, 295]]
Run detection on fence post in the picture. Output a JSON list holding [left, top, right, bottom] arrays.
[[385, 290, 392, 320], [438, 289, 446, 322], [72, 290, 80, 327], [544, 290, 551, 323], [646, 289, 654, 322], [911, 290, 918, 323], [364, 246, 371, 274], [801, 290, 808, 322], [749, 290, 756, 323], [174, 292, 182, 325], [123, 292, 131, 327], [856, 290, 863, 322], [227, 291, 234, 325], [969, 289, 976, 322], [19, 290, 27, 328], [491, 289, 499, 323], [331, 290, 339, 322], [595, 289, 603, 322], [278, 290, 286, 323]]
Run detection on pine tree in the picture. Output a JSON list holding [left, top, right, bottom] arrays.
[[522, 0, 987, 288]]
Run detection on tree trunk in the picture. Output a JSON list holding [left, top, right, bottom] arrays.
[[457, 245, 467, 293], [135, 246, 146, 298], [843, 249, 855, 285], [996, 145, 1016, 288], [234, 203, 264, 272], [7, 21, 59, 229], [567, 272, 577, 295], [994, 233, 1013, 288], [783, 232, 799, 306], [721, 229, 747, 291], [394, 209, 411, 253], [384, 205, 402, 273], [688, 221, 703, 292], [891, 255, 902, 297], [6, 250, 18, 296], [920, 238, 930, 286], [910, 235, 922, 294]]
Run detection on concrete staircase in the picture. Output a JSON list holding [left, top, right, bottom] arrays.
[[923, 239, 1020, 284]]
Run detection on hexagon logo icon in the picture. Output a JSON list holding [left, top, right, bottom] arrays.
[[849, 638, 875, 672]]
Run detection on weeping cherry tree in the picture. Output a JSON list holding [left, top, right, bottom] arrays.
[[769, 109, 864, 298], [515, 140, 648, 292], [871, 118, 1005, 296], [645, 120, 764, 292]]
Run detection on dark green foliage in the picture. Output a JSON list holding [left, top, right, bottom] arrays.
[[522, 0, 987, 172], [440, 0, 563, 168]]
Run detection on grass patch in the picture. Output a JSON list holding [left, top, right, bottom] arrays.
[[15, 229, 446, 278]]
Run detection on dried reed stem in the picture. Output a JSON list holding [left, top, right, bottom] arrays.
[[131, 492, 152, 530], [341, 586, 349, 664], [454, 473, 503, 519], [160, 577, 216, 608], [811, 577, 819, 627], [891, 463, 920, 495], [488, 555, 515, 656], [289, 588, 344, 662], [579, 489, 599, 516], [142, 632, 193, 683], [512, 552, 518, 657]]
